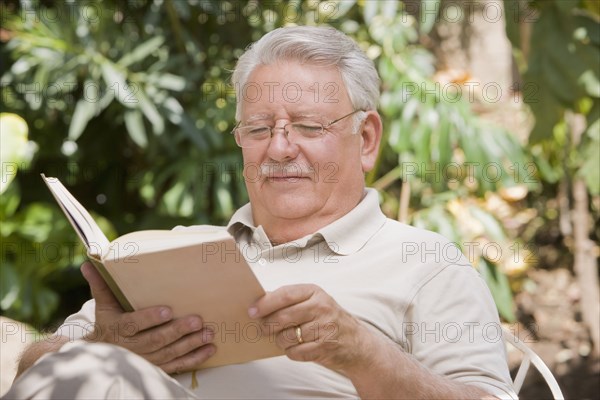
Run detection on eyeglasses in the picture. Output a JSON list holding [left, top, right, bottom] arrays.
[[232, 109, 364, 148]]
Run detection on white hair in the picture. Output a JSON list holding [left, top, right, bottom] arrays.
[[231, 25, 380, 130]]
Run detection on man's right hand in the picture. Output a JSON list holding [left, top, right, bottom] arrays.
[[81, 261, 215, 374]]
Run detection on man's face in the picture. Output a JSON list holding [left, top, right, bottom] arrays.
[[238, 61, 374, 233]]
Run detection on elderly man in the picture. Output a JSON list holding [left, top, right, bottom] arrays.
[[8, 26, 516, 399]]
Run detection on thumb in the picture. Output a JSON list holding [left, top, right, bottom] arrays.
[[81, 261, 122, 310]]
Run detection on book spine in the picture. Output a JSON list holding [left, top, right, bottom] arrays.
[[88, 258, 135, 312]]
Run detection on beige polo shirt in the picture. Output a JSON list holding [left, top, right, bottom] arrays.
[[58, 188, 517, 399]]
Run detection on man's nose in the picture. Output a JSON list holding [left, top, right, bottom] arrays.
[[266, 127, 299, 162]]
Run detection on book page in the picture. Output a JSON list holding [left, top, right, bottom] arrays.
[[41, 174, 110, 256], [105, 229, 232, 261]]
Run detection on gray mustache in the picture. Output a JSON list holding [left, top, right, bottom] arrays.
[[259, 163, 312, 177]]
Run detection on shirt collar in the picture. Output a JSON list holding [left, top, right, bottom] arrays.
[[227, 188, 387, 255]]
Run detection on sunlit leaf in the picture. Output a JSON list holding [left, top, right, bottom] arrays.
[[151, 73, 186, 91], [118, 36, 165, 68], [136, 89, 165, 135], [468, 206, 506, 242], [124, 110, 148, 148], [362, 0, 380, 24], [0, 183, 21, 221], [0, 113, 30, 194], [579, 138, 600, 194], [0, 262, 19, 310], [68, 99, 96, 141], [100, 61, 133, 108], [579, 70, 600, 98]]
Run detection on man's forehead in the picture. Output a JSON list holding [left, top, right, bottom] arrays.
[[242, 62, 346, 92], [237, 62, 352, 118], [244, 111, 324, 121]]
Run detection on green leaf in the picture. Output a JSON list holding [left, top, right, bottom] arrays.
[[136, 89, 165, 135], [0, 183, 21, 221], [555, 0, 579, 13], [586, 100, 600, 134], [413, 124, 432, 167], [363, 0, 380, 24], [538, 37, 582, 106], [578, 136, 600, 195], [459, 125, 489, 189], [35, 286, 59, 323], [579, 157, 600, 195], [331, 0, 356, 18], [151, 73, 186, 91], [215, 181, 234, 218], [437, 114, 452, 168], [503, 0, 522, 48], [468, 206, 506, 242], [574, 13, 600, 46], [17, 203, 56, 242], [118, 36, 165, 68], [388, 119, 403, 150], [124, 110, 148, 148], [20, 281, 36, 320], [430, 205, 458, 243], [402, 97, 420, 124], [525, 82, 564, 143], [532, 151, 561, 183], [162, 181, 186, 216], [0, 113, 30, 194], [579, 70, 600, 98], [100, 61, 133, 108], [68, 99, 96, 141], [478, 258, 516, 322], [530, 105, 564, 143], [0, 262, 19, 310]]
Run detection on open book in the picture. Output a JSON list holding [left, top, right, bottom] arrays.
[[42, 174, 283, 369]]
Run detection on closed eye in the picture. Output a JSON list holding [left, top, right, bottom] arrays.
[[246, 126, 271, 136]]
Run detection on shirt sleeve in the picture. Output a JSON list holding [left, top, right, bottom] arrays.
[[405, 262, 518, 400], [54, 299, 97, 341]]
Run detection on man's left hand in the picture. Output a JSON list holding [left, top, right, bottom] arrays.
[[248, 284, 373, 373]]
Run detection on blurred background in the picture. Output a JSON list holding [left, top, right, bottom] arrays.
[[1, 0, 598, 398]]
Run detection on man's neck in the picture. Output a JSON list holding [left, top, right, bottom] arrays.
[[252, 193, 365, 245]]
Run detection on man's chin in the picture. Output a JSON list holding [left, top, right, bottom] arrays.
[[261, 197, 320, 220]]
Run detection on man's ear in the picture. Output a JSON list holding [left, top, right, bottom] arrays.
[[360, 111, 383, 173]]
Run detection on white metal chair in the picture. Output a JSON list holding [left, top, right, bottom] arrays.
[[502, 327, 565, 399]]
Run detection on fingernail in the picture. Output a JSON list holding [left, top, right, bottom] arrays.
[[189, 318, 201, 330], [160, 308, 171, 320], [248, 307, 258, 318], [207, 346, 216, 356]]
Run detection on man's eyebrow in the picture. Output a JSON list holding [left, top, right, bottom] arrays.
[[244, 112, 324, 122], [288, 112, 328, 121], [245, 114, 274, 122], [292, 113, 321, 119]]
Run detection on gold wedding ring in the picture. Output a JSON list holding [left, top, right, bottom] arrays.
[[295, 326, 304, 344]]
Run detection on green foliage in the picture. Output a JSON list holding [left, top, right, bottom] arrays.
[[504, 0, 599, 195], [0, 113, 31, 192]]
